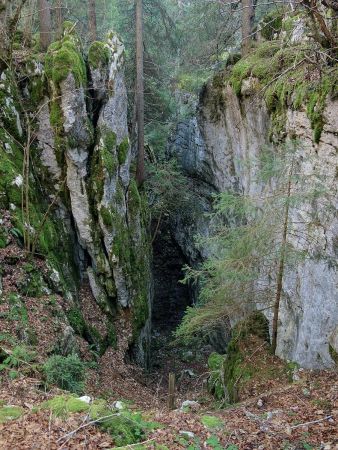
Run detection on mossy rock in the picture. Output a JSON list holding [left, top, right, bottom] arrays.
[[102, 131, 118, 176], [207, 352, 226, 400], [207, 312, 270, 403], [41, 395, 90, 417], [117, 137, 129, 165], [17, 263, 46, 298], [0, 406, 24, 423], [88, 41, 110, 69], [260, 10, 284, 40], [100, 206, 115, 229], [227, 41, 337, 142], [45, 34, 86, 87], [0, 70, 23, 140], [0, 137, 24, 209]]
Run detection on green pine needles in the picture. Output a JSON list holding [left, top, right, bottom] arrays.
[[43, 354, 86, 394], [176, 141, 327, 351]]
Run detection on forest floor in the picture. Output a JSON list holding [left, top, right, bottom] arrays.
[[0, 216, 337, 449], [0, 331, 337, 449]]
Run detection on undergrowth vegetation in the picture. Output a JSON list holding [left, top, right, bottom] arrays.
[[43, 354, 86, 394], [175, 142, 327, 353]]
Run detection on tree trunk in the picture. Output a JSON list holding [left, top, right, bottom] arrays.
[[23, 0, 35, 46], [0, 0, 28, 68], [55, 0, 63, 39], [0, 0, 10, 69], [39, 0, 52, 51], [271, 164, 293, 354], [135, 0, 145, 186], [88, 0, 97, 42], [241, 0, 254, 56]]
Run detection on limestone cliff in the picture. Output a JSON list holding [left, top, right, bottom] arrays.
[[0, 27, 151, 365], [169, 31, 338, 368]]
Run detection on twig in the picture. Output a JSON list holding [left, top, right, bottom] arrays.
[[57, 414, 119, 443], [260, 58, 307, 94], [112, 438, 156, 449], [290, 415, 333, 429]]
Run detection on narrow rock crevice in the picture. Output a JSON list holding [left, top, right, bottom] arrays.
[[151, 219, 192, 335]]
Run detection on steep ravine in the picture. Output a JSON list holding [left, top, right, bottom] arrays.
[[0, 17, 337, 399]]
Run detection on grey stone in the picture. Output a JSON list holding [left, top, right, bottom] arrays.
[[168, 77, 338, 369]]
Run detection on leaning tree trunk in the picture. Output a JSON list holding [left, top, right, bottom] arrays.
[[135, 0, 145, 186], [88, 0, 97, 42], [241, 0, 254, 56], [39, 0, 52, 51]]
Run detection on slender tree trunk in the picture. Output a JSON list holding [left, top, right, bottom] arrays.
[[88, 0, 97, 42], [0, 0, 10, 69], [135, 0, 145, 186], [271, 165, 293, 354], [39, 0, 52, 51], [23, 0, 35, 46], [241, 0, 254, 56], [136, 0, 144, 185], [55, 0, 63, 39], [0, 0, 28, 68]]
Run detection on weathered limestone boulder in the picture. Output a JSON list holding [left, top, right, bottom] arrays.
[[0, 27, 152, 365]]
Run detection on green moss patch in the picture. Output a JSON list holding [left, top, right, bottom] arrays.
[[226, 41, 337, 142], [17, 262, 46, 298], [201, 415, 223, 429], [100, 206, 114, 228], [41, 395, 90, 417], [88, 41, 110, 69], [260, 10, 284, 40], [207, 313, 278, 403], [207, 352, 226, 400], [117, 137, 129, 165], [0, 406, 24, 423], [102, 131, 118, 176], [45, 34, 86, 87], [90, 401, 161, 447]]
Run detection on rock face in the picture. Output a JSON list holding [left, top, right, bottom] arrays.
[[169, 76, 338, 369], [0, 29, 152, 365]]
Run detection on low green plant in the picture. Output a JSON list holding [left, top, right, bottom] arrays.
[[0, 345, 36, 379], [43, 354, 86, 394], [201, 415, 223, 429], [0, 405, 23, 423], [90, 400, 162, 447], [41, 395, 90, 417], [207, 353, 226, 400]]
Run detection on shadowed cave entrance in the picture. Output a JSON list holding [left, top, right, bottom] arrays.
[[151, 221, 192, 349]]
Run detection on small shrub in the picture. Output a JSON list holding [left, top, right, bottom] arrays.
[[43, 354, 86, 394], [0, 345, 36, 373]]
